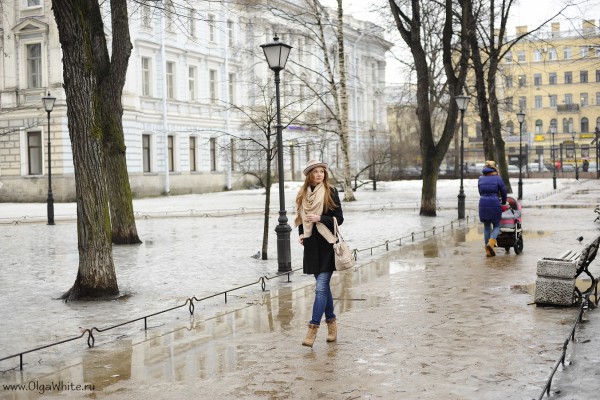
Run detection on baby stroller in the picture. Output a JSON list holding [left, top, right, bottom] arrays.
[[496, 195, 523, 254]]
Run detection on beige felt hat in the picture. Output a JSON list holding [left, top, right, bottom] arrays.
[[303, 160, 328, 176]]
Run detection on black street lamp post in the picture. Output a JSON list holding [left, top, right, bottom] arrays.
[[551, 123, 557, 190], [516, 110, 525, 200], [42, 92, 56, 225], [454, 94, 470, 220], [261, 35, 292, 273], [370, 127, 376, 191], [571, 131, 579, 180]]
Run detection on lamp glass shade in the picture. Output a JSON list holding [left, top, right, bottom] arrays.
[[516, 110, 525, 123], [42, 92, 56, 112], [454, 94, 470, 111], [260, 37, 292, 71]]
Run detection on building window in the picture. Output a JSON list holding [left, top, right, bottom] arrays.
[[506, 121, 514, 136], [581, 47, 589, 58], [209, 137, 217, 171], [188, 9, 196, 37], [533, 50, 542, 61], [167, 135, 174, 172], [548, 48, 557, 60], [27, 132, 42, 175], [189, 136, 197, 171], [535, 120, 543, 134], [142, 134, 151, 172], [580, 70, 588, 83], [518, 96, 526, 110], [141, 57, 151, 96], [596, 92, 600, 106], [565, 94, 573, 104], [505, 51, 512, 63], [228, 72, 235, 104], [189, 66, 196, 100], [550, 118, 557, 132], [564, 71, 572, 84], [26, 43, 42, 88], [581, 93, 588, 107], [166, 62, 175, 99], [549, 95, 557, 107], [549, 72, 557, 85], [563, 118, 569, 133], [209, 69, 218, 103], [165, 0, 175, 32], [596, 70, 600, 82], [506, 97, 513, 112], [27, 0, 41, 5], [518, 74, 526, 87], [534, 74, 542, 86], [581, 117, 589, 133], [505, 76, 513, 88], [227, 20, 234, 47], [141, 1, 152, 28], [535, 95, 542, 108], [208, 14, 216, 42], [517, 51, 526, 62], [563, 47, 572, 59]]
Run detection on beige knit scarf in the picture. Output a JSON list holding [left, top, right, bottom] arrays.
[[295, 183, 337, 244]]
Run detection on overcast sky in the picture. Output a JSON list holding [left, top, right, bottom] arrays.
[[322, 0, 600, 86]]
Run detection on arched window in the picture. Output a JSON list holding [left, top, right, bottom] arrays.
[[596, 116, 600, 130], [506, 121, 514, 135], [535, 119, 543, 134], [581, 117, 589, 133], [562, 118, 569, 133], [550, 118, 558, 132], [569, 118, 574, 133]]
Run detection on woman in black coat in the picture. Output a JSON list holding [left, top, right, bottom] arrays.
[[295, 160, 344, 348]]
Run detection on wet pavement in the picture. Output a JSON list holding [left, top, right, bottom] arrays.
[[0, 178, 599, 399]]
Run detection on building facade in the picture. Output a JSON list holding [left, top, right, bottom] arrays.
[[0, 0, 391, 202], [464, 20, 600, 173]]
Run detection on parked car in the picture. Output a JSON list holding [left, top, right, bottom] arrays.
[[507, 165, 520, 174], [525, 163, 549, 172], [561, 164, 575, 172]]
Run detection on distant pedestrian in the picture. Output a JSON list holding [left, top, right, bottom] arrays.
[[583, 159, 589, 172], [478, 160, 508, 257], [294, 160, 344, 347]]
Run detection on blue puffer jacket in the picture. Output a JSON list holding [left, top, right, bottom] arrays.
[[478, 166, 508, 224]]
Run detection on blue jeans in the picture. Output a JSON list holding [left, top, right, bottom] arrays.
[[484, 221, 501, 245], [310, 271, 335, 325]]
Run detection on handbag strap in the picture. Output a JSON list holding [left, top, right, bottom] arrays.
[[333, 217, 344, 241]]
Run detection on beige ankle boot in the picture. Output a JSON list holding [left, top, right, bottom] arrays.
[[486, 238, 497, 257], [302, 323, 319, 347], [326, 318, 337, 342]]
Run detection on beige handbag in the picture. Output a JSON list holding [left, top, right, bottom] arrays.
[[333, 218, 355, 271]]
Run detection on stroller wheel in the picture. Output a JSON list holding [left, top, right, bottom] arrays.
[[514, 237, 524, 255], [504, 247, 510, 253]]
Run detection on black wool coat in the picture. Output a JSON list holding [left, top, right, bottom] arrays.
[[298, 187, 344, 275]]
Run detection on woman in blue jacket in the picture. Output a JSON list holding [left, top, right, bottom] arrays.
[[478, 160, 507, 257]]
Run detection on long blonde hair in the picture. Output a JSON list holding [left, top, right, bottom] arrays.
[[295, 168, 337, 213]]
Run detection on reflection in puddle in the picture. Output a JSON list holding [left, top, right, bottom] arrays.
[[389, 260, 426, 273]]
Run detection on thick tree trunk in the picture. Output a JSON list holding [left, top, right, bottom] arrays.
[[94, 0, 140, 244], [53, 0, 119, 300]]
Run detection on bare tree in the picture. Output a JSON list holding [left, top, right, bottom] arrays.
[[468, 0, 568, 191], [220, 80, 316, 260], [389, 0, 472, 216], [264, 0, 358, 201], [53, 0, 119, 300]]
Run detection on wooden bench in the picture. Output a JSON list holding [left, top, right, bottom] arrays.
[[534, 235, 600, 307]]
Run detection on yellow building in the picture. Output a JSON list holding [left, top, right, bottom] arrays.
[[466, 20, 600, 173]]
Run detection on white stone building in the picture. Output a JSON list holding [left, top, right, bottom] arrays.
[[0, 0, 391, 201]]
